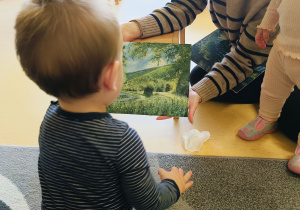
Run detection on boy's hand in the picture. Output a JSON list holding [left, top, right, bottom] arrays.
[[255, 28, 270, 49], [188, 88, 202, 124], [158, 167, 193, 194], [121, 22, 142, 42]]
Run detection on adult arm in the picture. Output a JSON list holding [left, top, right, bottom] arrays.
[[130, 0, 207, 39], [191, 8, 280, 104]]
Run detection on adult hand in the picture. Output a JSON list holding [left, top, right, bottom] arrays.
[[255, 28, 270, 49], [158, 167, 193, 194], [121, 22, 142, 42], [188, 88, 201, 124]]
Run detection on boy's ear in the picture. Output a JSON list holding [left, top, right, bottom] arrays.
[[102, 60, 120, 91]]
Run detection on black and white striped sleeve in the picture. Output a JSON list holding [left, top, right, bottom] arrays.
[[117, 127, 180, 210]]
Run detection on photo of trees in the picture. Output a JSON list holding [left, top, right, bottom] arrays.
[[107, 42, 191, 117]]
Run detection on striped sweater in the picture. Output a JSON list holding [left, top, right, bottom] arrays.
[[38, 101, 179, 209], [132, 0, 279, 102]]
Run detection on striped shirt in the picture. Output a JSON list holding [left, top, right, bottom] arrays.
[[132, 0, 280, 102], [38, 101, 179, 209]]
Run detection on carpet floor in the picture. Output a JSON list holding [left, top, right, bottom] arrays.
[[0, 146, 299, 210]]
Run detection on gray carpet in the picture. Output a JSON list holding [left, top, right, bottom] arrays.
[[0, 146, 299, 210]]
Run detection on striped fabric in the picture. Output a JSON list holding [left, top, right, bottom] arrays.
[[132, 0, 280, 102], [38, 101, 179, 209]]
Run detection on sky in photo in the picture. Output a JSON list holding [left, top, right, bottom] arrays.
[[123, 43, 170, 72]]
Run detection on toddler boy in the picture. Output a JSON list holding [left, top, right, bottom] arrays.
[[15, 0, 193, 209]]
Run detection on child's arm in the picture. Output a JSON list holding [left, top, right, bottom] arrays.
[[256, 0, 282, 49], [122, 167, 192, 210], [257, 0, 282, 32], [118, 128, 193, 210]]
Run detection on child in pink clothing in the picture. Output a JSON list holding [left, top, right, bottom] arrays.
[[238, 0, 300, 174]]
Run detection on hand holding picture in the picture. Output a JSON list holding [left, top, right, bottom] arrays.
[[121, 22, 141, 42], [156, 89, 202, 123], [188, 88, 202, 124]]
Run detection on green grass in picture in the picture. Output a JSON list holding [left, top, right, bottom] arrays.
[[107, 42, 191, 117], [107, 93, 188, 117]]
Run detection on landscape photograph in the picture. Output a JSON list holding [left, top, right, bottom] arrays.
[[107, 42, 191, 117]]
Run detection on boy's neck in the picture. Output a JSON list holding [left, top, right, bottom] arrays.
[[58, 94, 106, 113]]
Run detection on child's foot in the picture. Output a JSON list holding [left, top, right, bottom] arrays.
[[238, 116, 278, 140], [288, 145, 300, 174]]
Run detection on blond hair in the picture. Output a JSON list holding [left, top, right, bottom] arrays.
[[15, 0, 120, 98]]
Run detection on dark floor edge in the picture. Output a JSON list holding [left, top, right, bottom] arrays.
[[0, 145, 290, 161]]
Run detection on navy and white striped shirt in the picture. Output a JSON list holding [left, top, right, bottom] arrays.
[[38, 101, 179, 209]]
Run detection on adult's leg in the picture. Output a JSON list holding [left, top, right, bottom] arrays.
[[190, 65, 264, 103]]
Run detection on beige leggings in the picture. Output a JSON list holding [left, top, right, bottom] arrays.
[[259, 46, 300, 144]]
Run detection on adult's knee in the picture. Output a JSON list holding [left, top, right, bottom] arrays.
[[279, 86, 300, 142], [190, 65, 206, 86]]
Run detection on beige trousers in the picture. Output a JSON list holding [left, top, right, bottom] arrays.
[[259, 46, 300, 144]]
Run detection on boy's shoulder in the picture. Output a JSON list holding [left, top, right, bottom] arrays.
[[109, 117, 137, 136], [43, 101, 140, 143], [45, 101, 132, 133]]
